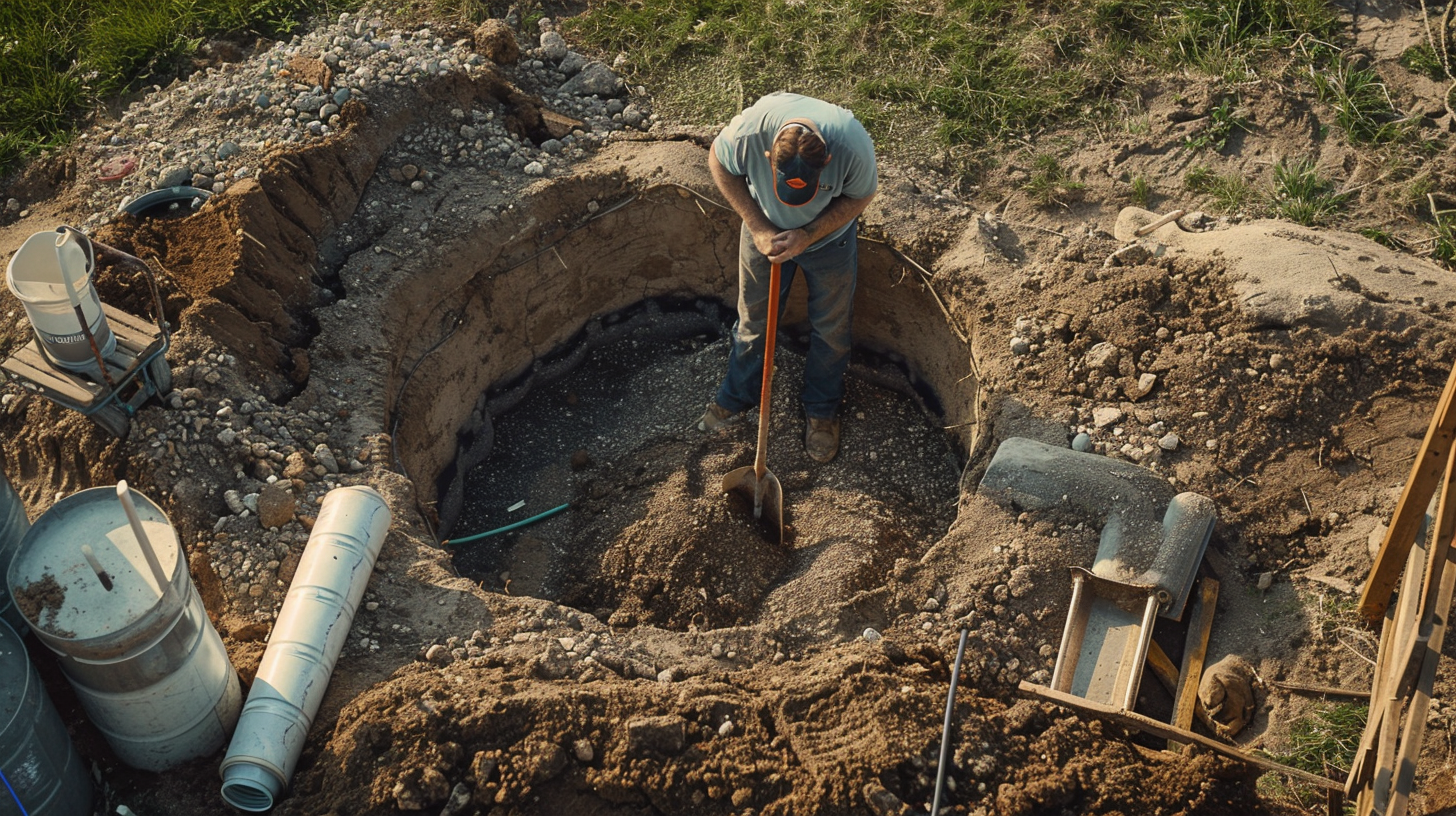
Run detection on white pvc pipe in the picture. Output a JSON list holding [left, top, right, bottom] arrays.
[[219, 486, 391, 811]]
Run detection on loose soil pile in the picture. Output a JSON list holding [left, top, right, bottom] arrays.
[[2, 5, 1456, 816]]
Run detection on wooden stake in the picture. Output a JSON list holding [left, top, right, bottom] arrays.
[[1169, 577, 1219, 750]]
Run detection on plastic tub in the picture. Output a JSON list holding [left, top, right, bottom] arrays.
[[4, 227, 116, 372], [0, 471, 28, 635], [0, 618, 92, 816], [6, 486, 240, 771]]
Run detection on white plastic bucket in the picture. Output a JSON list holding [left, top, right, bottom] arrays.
[[0, 618, 92, 816], [0, 471, 28, 636], [5, 227, 116, 371], [6, 487, 240, 772], [220, 486, 391, 811]]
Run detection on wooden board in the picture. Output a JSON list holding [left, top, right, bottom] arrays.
[[0, 304, 162, 410], [1360, 363, 1456, 622], [1170, 577, 1219, 750], [1020, 681, 1342, 791]]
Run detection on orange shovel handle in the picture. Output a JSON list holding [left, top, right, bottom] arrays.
[[754, 262, 781, 480]]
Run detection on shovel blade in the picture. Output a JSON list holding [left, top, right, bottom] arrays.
[[722, 466, 783, 545]]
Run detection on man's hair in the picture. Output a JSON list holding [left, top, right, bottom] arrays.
[[771, 125, 828, 170]]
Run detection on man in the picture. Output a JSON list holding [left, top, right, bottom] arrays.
[[698, 92, 878, 464]]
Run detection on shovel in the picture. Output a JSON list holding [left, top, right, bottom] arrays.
[[722, 262, 784, 544]]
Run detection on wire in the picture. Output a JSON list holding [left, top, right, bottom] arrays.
[[930, 627, 969, 816], [443, 502, 569, 546], [0, 765, 30, 816]]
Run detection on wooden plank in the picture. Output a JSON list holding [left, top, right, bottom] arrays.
[[1170, 577, 1219, 750], [2, 344, 97, 404], [1145, 640, 1179, 696], [1361, 364, 1456, 622], [1020, 681, 1343, 791], [1371, 696, 1402, 814], [1271, 681, 1370, 699], [1389, 518, 1456, 816], [1348, 534, 1429, 797]]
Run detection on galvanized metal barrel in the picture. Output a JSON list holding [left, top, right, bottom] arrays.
[[6, 486, 240, 771], [0, 471, 28, 636], [0, 618, 92, 816]]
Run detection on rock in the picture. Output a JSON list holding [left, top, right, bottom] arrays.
[[157, 164, 192, 187], [277, 550, 301, 584], [224, 489, 246, 515], [332, 87, 351, 105], [217, 140, 241, 160], [627, 715, 687, 756], [1092, 407, 1124, 428], [622, 104, 645, 128], [400, 163, 419, 181], [573, 738, 595, 762], [570, 449, 593, 470], [439, 783, 471, 816], [1009, 336, 1031, 355], [392, 767, 449, 811], [1132, 372, 1157, 398], [1071, 432, 1093, 452], [1269, 353, 1287, 369], [283, 450, 314, 481], [718, 720, 734, 737], [863, 781, 907, 816], [1158, 432, 1180, 451], [559, 51, 587, 76], [560, 61, 621, 97], [470, 752, 497, 783], [1085, 341, 1120, 371], [540, 138, 563, 154], [257, 481, 294, 526], [313, 443, 339, 473], [862, 627, 881, 642], [524, 161, 545, 176], [474, 19, 520, 64], [252, 92, 271, 109], [539, 31, 568, 62]]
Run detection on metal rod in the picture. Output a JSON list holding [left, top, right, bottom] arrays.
[[80, 544, 113, 591], [116, 481, 176, 604], [1051, 573, 1086, 692], [930, 628, 969, 816], [54, 228, 117, 392], [1123, 594, 1162, 712]]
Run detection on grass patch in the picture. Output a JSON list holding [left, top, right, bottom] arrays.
[[1185, 96, 1251, 151], [1400, 43, 1448, 81], [1309, 55, 1408, 144], [1257, 702, 1365, 813], [565, 0, 1342, 161], [1269, 157, 1347, 225], [1024, 154, 1084, 207], [1130, 174, 1152, 207], [1184, 165, 1252, 212], [0, 0, 353, 174]]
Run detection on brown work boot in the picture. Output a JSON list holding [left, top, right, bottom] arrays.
[[697, 401, 739, 432], [805, 416, 841, 463]]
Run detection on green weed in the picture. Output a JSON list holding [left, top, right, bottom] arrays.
[[1185, 96, 1251, 151], [1309, 56, 1408, 144], [1184, 165, 1252, 212], [1269, 158, 1347, 225], [1024, 154, 1084, 207], [1130, 174, 1152, 206], [1257, 702, 1366, 812], [1400, 43, 1447, 81], [1428, 196, 1456, 265]]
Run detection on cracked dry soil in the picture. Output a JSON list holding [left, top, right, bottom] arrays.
[[5, 8, 1456, 816]]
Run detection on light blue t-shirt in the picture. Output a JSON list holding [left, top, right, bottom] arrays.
[[714, 92, 878, 251]]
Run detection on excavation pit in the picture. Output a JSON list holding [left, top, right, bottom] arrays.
[[442, 295, 965, 632]]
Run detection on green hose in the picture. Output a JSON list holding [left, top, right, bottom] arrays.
[[443, 503, 570, 546]]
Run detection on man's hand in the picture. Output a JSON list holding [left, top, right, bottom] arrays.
[[767, 228, 811, 264], [750, 227, 780, 257]]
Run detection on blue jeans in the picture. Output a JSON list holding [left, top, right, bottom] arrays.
[[714, 221, 857, 420]]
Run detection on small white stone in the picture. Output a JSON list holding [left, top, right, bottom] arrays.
[[1158, 433, 1180, 451], [863, 628, 881, 642]]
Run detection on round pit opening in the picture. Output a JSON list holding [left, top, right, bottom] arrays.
[[392, 173, 980, 634]]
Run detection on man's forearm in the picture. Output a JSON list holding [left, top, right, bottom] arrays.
[[800, 192, 875, 245], [709, 151, 774, 235]]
